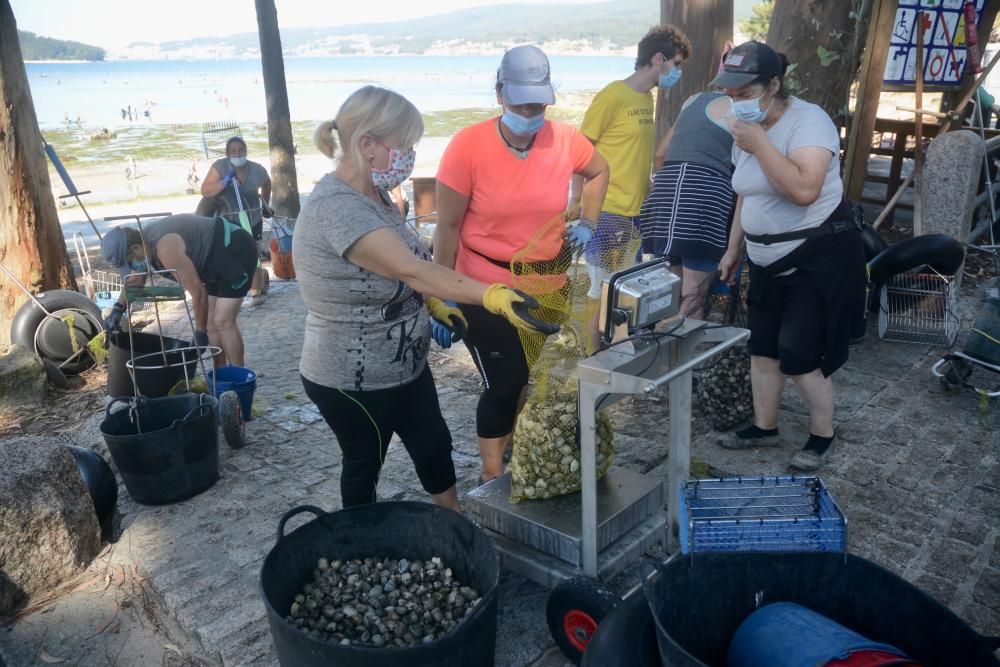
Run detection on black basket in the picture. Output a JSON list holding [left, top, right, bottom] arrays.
[[100, 394, 219, 505]]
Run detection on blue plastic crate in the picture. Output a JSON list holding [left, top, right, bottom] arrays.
[[678, 476, 847, 555]]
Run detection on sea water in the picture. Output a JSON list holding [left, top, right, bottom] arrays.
[[26, 55, 634, 130]]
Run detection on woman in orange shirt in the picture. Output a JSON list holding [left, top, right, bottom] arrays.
[[434, 45, 610, 485]]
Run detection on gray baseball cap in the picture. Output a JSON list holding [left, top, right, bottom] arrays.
[[710, 41, 785, 90], [497, 45, 556, 105]]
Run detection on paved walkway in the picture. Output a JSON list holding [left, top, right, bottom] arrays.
[[17, 274, 1000, 666]]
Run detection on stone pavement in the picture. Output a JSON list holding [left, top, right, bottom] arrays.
[[17, 275, 1000, 666]]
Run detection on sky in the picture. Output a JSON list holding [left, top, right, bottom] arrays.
[[10, 0, 611, 51]]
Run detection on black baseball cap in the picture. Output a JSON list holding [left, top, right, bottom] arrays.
[[710, 41, 785, 89]]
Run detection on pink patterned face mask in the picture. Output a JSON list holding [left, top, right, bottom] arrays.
[[371, 146, 416, 191]]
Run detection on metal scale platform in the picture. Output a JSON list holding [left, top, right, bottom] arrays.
[[466, 259, 749, 588]]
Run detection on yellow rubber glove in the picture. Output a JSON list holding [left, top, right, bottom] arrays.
[[425, 296, 468, 346], [481, 284, 560, 336]]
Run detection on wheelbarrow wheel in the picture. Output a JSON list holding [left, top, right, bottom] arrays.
[[547, 576, 619, 664], [219, 390, 246, 449]]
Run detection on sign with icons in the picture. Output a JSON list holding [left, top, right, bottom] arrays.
[[883, 0, 986, 87]]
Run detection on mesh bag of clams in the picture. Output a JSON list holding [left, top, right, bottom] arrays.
[[507, 208, 641, 503], [694, 276, 752, 432], [286, 556, 482, 648]]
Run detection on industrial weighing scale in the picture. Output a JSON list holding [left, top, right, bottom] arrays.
[[464, 258, 749, 662]]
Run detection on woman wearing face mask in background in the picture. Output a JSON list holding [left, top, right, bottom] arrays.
[[294, 86, 557, 511], [198, 136, 273, 305], [714, 42, 865, 472], [100, 214, 258, 367], [434, 45, 610, 486]]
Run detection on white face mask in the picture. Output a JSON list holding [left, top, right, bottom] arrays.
[[229, 156, 247, 168]]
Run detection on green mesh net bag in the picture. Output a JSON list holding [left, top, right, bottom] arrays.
[[507, 207, 642, 502]]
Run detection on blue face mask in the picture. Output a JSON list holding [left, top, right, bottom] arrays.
[[129, 260, 148, 273], [659, 66, 681, 88], [731, 91, 771, 124], [501, 108, 545, 136]]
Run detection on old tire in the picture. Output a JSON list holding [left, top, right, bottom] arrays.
[[10, 290, 103, 375], [547, 577, 619, 665]]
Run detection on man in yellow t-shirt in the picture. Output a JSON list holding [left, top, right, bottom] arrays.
[[573, 24, 692, 300]]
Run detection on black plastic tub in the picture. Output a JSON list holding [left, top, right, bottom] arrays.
[[63, 444, 118, 528], [582, 585, 659, 667], [100, 394, 219, 505], [260, 503, 500, 667], [107, 331, 197, 398], [644, 552, 1000, 667]]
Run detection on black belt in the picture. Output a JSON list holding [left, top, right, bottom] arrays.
[[468, 246, 512, 269], [745, 217, 857, 246]]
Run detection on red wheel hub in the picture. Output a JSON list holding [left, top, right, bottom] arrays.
[[563, 610, 598, 652]]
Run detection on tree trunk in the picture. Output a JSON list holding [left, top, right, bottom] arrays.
[[766, 0, 867, 122], [0, 0, 76, 347], [255, 0, 300, 218], [657, 0, 734, 143]]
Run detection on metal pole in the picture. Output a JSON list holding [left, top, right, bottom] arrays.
[[666, 366, 692, 554], [578, 381, 600, 577]]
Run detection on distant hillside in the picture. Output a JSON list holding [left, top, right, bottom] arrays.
[[124, 0, 660, 59], [18, 30, 105, 61]]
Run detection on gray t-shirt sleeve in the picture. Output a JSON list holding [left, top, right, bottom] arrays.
[[211, 158, 230, 178], [312, 192, 393, 258], [785, 106, 840, 156]]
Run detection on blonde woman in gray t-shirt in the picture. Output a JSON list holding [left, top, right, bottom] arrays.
[[714, 42, 865, 472], [295, 86, 558, 511]]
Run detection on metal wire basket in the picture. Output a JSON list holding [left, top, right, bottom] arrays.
[[878, 268, 959, 347], [73, 232, 150, 312], [201, 121, 241, 159], [678, 476, 847, 555]]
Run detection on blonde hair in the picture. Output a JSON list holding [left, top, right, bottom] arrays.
[[314, 86, 424, 170]]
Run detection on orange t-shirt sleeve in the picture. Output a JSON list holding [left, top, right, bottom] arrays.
[[568, 128, 596, 173], [435, 126, 476, 197]]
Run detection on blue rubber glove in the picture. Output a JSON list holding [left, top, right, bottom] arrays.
[[104, 302, 125, 331], [221, 168, 235, 188], [426, 298, 468, 349], [565, 219, 594, 251], [430, 319, 455, 349]]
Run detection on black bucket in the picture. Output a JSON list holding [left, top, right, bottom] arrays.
[[260, 503, 500, 667], [99, 394, 219, 505], [107, 331, 197, 398], [643, 552, 1000, 667]]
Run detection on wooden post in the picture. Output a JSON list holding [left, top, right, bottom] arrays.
[[255, 0, 300, 218], [844, 0, 900, 203], [0, 0, 77, 347], [657, 0, 734, 144], [913, 13, 924, 236]]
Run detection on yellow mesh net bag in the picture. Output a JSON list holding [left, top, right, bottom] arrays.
[[507, 206, 643, 502]]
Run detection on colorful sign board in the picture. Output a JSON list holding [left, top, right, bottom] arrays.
[[884, 0, 987, 87]]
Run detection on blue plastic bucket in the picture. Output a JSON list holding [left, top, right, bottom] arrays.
[[727, 602, 911, 667], [208, 365, 257, 421]]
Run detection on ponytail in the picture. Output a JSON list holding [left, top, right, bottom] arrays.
[[314, 120, 338, 159]]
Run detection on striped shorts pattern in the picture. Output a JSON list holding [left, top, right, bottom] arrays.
[[639, 162, 734, 260]]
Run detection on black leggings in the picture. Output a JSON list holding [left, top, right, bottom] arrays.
[[458, 304, 529, 439], [301, 367, 456, 508]]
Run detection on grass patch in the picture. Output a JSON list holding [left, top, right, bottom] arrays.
[[284, 392, 298, 400]]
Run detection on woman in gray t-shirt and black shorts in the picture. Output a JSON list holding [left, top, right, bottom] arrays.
[[295, 86, 557, 511], [714, 41, 865, 472]]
